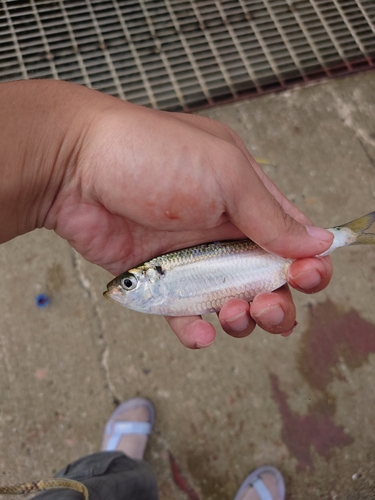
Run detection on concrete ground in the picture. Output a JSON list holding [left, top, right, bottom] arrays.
[[1, 71, 375, 500]]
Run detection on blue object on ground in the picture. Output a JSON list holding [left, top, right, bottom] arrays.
[[36, 294, 50, 308]]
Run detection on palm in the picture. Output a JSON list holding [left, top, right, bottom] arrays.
[[54, 192, 243, 276]]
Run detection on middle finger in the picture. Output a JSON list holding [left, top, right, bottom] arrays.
[[250, 285, 297, 335]]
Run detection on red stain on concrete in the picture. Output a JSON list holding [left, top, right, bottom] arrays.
[[271, 299, 375, 470], [270, 374, 353, 470], [297, 300, 375, 391], [169, 452, 200, 500]]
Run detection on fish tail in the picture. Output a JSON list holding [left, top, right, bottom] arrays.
[[338, 211, 375, 245]]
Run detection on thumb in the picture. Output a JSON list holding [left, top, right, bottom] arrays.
[[224, 161, 333, 259]]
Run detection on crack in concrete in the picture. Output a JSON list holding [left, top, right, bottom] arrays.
[[71, 249, 121, 406], [330, 90, 375, 150], [329, 88, 375, 199], [0, 330, 12, 384], [358, 138, 375, 171]]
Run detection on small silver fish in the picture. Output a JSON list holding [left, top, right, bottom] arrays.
[[104, 212, 375, 316]]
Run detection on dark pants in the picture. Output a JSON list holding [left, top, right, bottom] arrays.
[[35, 452, 158, 500]]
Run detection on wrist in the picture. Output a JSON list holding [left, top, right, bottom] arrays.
[[0, 80, 91, 243]]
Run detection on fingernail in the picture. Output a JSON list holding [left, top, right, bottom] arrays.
[[293, 269, 321, 290], [253, 305, 284, 326], [224, 311, 248, 332], [305, 225, 333, 242], [195, 340, 214, 349]]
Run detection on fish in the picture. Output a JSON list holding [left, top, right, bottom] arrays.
[[104, 211, 375, 316]]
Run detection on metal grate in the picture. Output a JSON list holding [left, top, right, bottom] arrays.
[[1, 0, 375, 111]]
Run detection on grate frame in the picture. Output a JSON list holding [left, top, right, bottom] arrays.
[[1, 0, 375, 111]]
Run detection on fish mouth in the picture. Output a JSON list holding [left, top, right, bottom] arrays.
[[103, 285, 123, 303]]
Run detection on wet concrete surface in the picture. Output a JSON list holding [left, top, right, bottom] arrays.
[[1, 71, 375, 499]]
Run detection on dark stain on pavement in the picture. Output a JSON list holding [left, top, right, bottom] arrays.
[[297, 300, 375, 391], [169, 452, 200, 500], [270, 374, 352, 470], [271, 299, 375, 470]]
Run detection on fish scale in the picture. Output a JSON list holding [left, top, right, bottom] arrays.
[[146, 242, 292, 315], [104, 212, 375, 317]]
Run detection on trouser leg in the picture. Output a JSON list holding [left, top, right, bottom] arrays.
[[34, 451, 158, 500]]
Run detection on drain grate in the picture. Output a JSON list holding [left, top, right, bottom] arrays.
[[1, 0, 375, 110]]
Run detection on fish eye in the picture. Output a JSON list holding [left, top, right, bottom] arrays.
[[121, 275, 138, 291]]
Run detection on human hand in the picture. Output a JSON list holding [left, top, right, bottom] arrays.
[[1, 80, 333, 348]]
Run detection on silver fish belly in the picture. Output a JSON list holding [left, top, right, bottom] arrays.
[[105, 241, 292, 316]]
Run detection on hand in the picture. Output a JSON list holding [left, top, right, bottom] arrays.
[[1, 81, 333, 348]]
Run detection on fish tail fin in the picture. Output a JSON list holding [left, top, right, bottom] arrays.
[[338, 211, 375, 245]]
